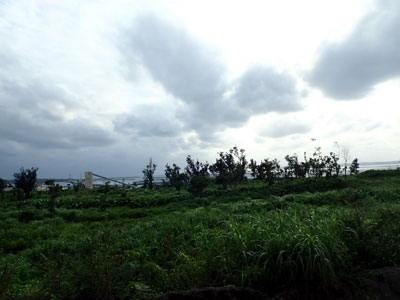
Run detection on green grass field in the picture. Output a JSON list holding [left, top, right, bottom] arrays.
[[1, 170, 400, 299]]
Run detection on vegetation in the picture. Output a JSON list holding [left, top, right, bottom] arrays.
[[350, 158, 360, 174], [143, 158, 157, 190], [0, 167, 399, 299], [0, 178, 6, 194], [164, 164, 187, 192], [1, 147, 397, 299], [13, 167, 38, 199], [45, 180, 62, 218]]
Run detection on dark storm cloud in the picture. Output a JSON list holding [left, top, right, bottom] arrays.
[[259, 118, 311, 138], [308, 0, 400, 100], [121, 15, 302, 142]]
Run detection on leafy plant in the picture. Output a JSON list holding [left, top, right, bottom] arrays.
[[350, 158, 360, 175], [143, 158, 157, 190], [185, 156, 209, 179], [210, 146, 247, 189], [0, 178, 6, 194], [14, 167, 38, 199], [188, 176, 209, 197], [45, 180, 62, 217], [165, 164, 187, 192]]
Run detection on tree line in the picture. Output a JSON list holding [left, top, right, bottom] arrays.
[[144, 146, 360, 196], [0, 146, 360, 200]]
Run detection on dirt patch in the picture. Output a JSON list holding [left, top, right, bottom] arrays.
[[152, 267, 400, 300], [152, 285, 267, 300]]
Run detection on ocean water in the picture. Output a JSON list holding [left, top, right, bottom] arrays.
[[358, 161, 400, 170]]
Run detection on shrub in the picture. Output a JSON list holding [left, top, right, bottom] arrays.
[[0, 178, 6, 194], [188, 176, 209, 197], [14, 167, 38, 199], [357, 169, 400, 178], [143, 158, 156, 190]]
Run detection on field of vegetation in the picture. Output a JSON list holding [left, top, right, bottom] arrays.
[[1, 167, 400, 299]]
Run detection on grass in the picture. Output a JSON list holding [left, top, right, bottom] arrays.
[[0, 171, 399, 299]]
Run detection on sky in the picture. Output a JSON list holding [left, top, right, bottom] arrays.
[[1, 0, 399, 178]]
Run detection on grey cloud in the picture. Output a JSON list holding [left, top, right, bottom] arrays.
[[259, 118, 311, 138], [308, 0, 400, 100], [234, 66, 301, 113], [0, 110, 114, 149], [125, 15, 226, 104], [122, 15, 303, 142], [114, 104, 182, 138], [0, 62, 114, 150], [0, 79, 78, 121]]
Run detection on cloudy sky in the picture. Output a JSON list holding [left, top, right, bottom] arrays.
[[1, 0, 399, 178]]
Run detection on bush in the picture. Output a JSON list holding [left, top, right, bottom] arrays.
[[357, 169, 400, 178], [188, 176, 209, 197], [18, 210, 37, 223], [14, 167, 38, 199], [0, 179, 6, 194]]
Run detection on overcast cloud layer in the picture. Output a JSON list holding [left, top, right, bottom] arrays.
[[121, 15, 302, 141], [0, 0, 399, 178]]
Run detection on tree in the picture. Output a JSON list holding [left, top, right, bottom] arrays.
[[325, 152, 341, 177], [142, 158, 156, 190], [0, 178, 6, 194], [165, 163, 187, 192], [185, 156, 209, 179], [14, 167, 38, 199], [285, 154, 306, 178], [248, 158, 279, 185], [210, 146, 247, 189], [249, 159, 260, 179], [341, 146, 351, 175], [73, 181, 85, 192], [45, 180, 62, 217], [350, 158, 360, 175], [188, 175, 209, 197]]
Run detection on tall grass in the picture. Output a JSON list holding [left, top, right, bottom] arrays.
[[1, 171, 400, 299]]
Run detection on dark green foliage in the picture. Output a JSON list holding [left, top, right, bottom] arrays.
[[143, 158, 156, 190], [73, 180, 85, 192], [98, 181, 112, 194], [18, 210, 37, 223], [264, 177, 347, 196], [357, 168, 400, 178], [12, 188, 25, 201], [284, 153, 306, 178], [350, 158, 360, 175], [1, 169, 400, 299], [188, 176, 209, 196], [0, 262, 11, 298], [0, 178, 6, 194], [285, 148, 341, 178], [210, 146, 247, 189], [45, 180, 62, 217], [14, 167, 38, 199], [249, 158, 279, 185], [185, 156, 209, 179], [165, 164, 187, 192]]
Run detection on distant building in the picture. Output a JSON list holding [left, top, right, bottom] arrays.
[[35, 183, 47, 191], [85, 171, 93, 189]]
